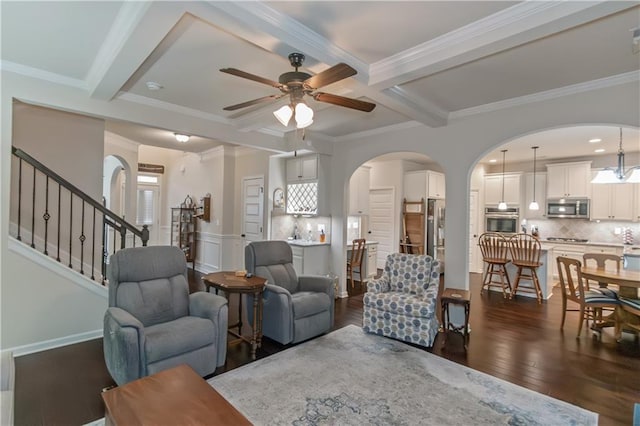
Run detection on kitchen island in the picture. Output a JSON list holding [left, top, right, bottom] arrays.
[[488, 248, 554, 300], [346, 240, 379, 285]]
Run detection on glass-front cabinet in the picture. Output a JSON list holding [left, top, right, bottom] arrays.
[[171, 207, 196, 269]]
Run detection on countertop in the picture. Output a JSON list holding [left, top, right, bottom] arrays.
[[286, 239, 330, 247], [540, 239, 640, 255]]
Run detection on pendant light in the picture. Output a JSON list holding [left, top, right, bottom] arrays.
[[498, 149, 507, 210], [529, 146, 539, 210], [591, 128, 640, 183]]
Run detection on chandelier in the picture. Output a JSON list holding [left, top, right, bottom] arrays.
[[591, 128, 640, 183]]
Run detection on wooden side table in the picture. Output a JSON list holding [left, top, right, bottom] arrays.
[[202, 272, 266, 360], [102, 364, 250, 425], [441, 288, 471, 350]]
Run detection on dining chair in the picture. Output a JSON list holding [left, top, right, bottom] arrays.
[[478, 233, 512, 298], [556, 256, 619, 338], [508, 233, 543, 303], [347, 239, 366, 289], [582, 253, 621, 289]]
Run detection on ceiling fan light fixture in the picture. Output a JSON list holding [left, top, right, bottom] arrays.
[[273, 105, 293, 126], [294, 102, 314, 129], [174, 133, 190, 143]]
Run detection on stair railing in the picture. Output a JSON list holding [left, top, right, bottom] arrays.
[[11, 147, 148, 284]]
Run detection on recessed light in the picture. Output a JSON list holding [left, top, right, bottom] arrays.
[[588, 138, 602, 143], [146, 81, 163, 91], [174, 133, 190, 143], [489, 159, 497, 163], [594, 148, 605, 153]]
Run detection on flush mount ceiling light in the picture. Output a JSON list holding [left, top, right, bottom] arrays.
[[591, 128, 640, 183], [174, 133, 190, 143], [529, 146, 539, 211], [588, 138, 602, 143], [146, 81, 163, 91], [498, 149, 508, 211]]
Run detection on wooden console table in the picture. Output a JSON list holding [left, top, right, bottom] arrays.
[[102, 364, 250, 426], [203, 271, 266, 360]]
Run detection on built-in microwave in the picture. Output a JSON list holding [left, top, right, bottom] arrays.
[[546, 198, 589, 219], [485, 207, 519, 234]]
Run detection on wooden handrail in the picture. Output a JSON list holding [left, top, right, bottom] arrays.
[[12, 147, 148, 244]]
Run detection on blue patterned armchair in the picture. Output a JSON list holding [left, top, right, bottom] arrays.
[[362, 253, 441, 347]]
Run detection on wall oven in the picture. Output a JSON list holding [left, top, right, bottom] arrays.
[[546, 198, 589, 219], [485, 207, 519, 234]]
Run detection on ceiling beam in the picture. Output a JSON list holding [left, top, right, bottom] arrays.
[[368, 1, 635, 89]]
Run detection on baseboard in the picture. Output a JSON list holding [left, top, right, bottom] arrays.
[[9, 329, 103, 357]]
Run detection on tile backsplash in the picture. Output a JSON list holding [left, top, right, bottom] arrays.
[[271, 214, 331, 242], [525, 218, 640, 245]]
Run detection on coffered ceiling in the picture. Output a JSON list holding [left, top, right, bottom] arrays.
[[1, 1, 639, 159]]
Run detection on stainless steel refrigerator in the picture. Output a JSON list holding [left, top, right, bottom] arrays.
[[426, 199, 445, 273]]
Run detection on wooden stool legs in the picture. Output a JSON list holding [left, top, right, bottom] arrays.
[[510, 265, 542, 304], [481, 262, 512, 298]]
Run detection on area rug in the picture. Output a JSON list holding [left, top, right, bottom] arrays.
[[209, 325, 597, 425]]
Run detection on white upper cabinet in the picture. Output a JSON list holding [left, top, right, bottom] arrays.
[[349, 166, 371, 215], [590, 180, 634, 221], [546, 162, 591, 198], [404, 170, 446, 202], [286, 155, 317, 182], [484, 173, 521, 206], [523, 172, 547, 219], [427, 171, 445, 199]]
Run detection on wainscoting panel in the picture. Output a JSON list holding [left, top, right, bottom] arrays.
[[195, 232, 244, 274]]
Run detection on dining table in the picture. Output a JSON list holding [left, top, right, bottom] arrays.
[[580, 266, 640, 341]]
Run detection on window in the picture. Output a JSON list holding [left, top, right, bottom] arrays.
[[136, 189, 156, 225], [137, 175, 158, 184]]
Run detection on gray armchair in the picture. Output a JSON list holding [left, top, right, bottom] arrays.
[[245, 241, 334, 345], [104, 246, 228, 385]]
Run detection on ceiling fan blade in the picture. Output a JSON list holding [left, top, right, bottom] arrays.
[[223, 94, 285, 111], [220, 68, 283, 89], [313, 92, 376, 112], [304, 63, 357, 89]]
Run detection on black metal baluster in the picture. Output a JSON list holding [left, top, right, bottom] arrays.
[[31, 166, 36, 248], [120, 227, 126, 249], [43, 176, 50, 255], [79, 201, 86, 275], [91, 207, 96, 281], [102, 218, 107, 285], [57, 184, 61, 262], [69, 194, 73, 268], [17, 158, 22, 241], [112, 227, 117, 255]]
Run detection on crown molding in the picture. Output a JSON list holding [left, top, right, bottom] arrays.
[[0, 60, 87, 90], [199, 145, 225, 161], [105, 130, 140, 152], [369, 1, 630, 89], [450, 71, 640, 120], [116, 92, 230, 124], [384, 87, 449, 121]]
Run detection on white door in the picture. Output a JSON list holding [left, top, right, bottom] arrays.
[[242, 176, 264, 243], [136, 184, 160, 245], [368, 188, 395, 268], [469, 190, 480, 273]]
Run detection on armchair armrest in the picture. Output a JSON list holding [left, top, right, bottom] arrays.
[[261, 284, 294, 344], [189, 292, 228, 366], [103, 307, 146, 385], [298, 275, 333, 298], [366, 276, 390, 293]]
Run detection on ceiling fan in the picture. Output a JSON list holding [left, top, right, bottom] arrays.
[[220, 53, 376, 128]]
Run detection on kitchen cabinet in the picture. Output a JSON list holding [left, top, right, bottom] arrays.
[[286, 155, 317, 182], [546, 162, 591, 198], [427, 171, 445, 199], [404, 170, 446, 202], [523, 172, 546, 219], [547, 244, 585, 279], [349, 166, 370, 215], [633, 183, 640, 222], [590, 179, 634, 221], [290, 243, 329, 276], [484, 173, 521, 206]]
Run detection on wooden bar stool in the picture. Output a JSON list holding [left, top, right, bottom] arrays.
[[440, 288, 471, 350], [509, 233, 543, 303], [347, 239, 366, 289], [478, 233, 512, 298]]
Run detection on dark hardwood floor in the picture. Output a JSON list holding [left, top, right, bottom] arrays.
[[14, 272, 640, 425]]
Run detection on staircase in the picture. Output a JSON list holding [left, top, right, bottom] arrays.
[[10, 147, 149, 285]]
